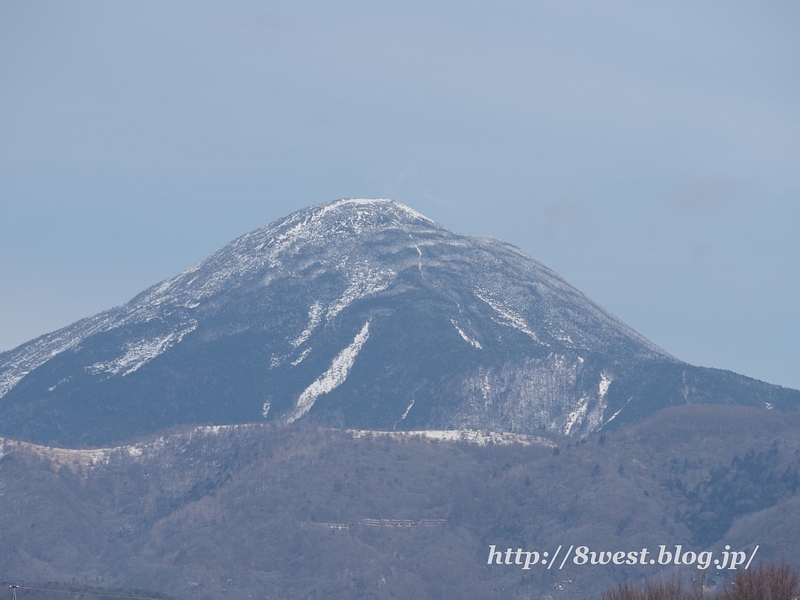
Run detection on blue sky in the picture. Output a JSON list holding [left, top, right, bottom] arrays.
[[1, 1, 798, 389]]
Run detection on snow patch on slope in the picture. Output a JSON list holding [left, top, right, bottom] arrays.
[[598, 372, 612, 400], [474, 290, 542, 343], [605, 396, 633, 424], [454, 354, 584, 435], [349, 429, 555, 447], [564, 372, 612, 434], [108, 199, 423, 323], [286, 321, 371, 423], [292, 301, 323, 348], [0, 312, 123, 399], [564, 396, 590, 435], [317, 198, 436, 227], [584, 373, 612, 431], [87, 322, 197, 377], [291, 347, 312, 366], [327, 265, 394, 319], [451, 319, 482, 349], [400, 399, 415, 421]]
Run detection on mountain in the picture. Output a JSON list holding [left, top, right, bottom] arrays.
[[0, 198, 797, 447]]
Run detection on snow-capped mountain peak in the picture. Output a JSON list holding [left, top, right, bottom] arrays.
[[1, 199, 795, 447]]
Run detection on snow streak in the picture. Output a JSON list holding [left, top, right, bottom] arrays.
[[286, 321, 371, 423], [451, 319, 482, 349], [87, 322, 197, 377], [326, 265, 394, 319], [474, 290, 541, 343], [291, 302, 323, 348]]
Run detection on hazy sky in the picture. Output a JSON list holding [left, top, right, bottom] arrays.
[[1, 1, 798, 389]]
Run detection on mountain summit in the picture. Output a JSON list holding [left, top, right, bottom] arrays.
[[1, 199, 796, 446]]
